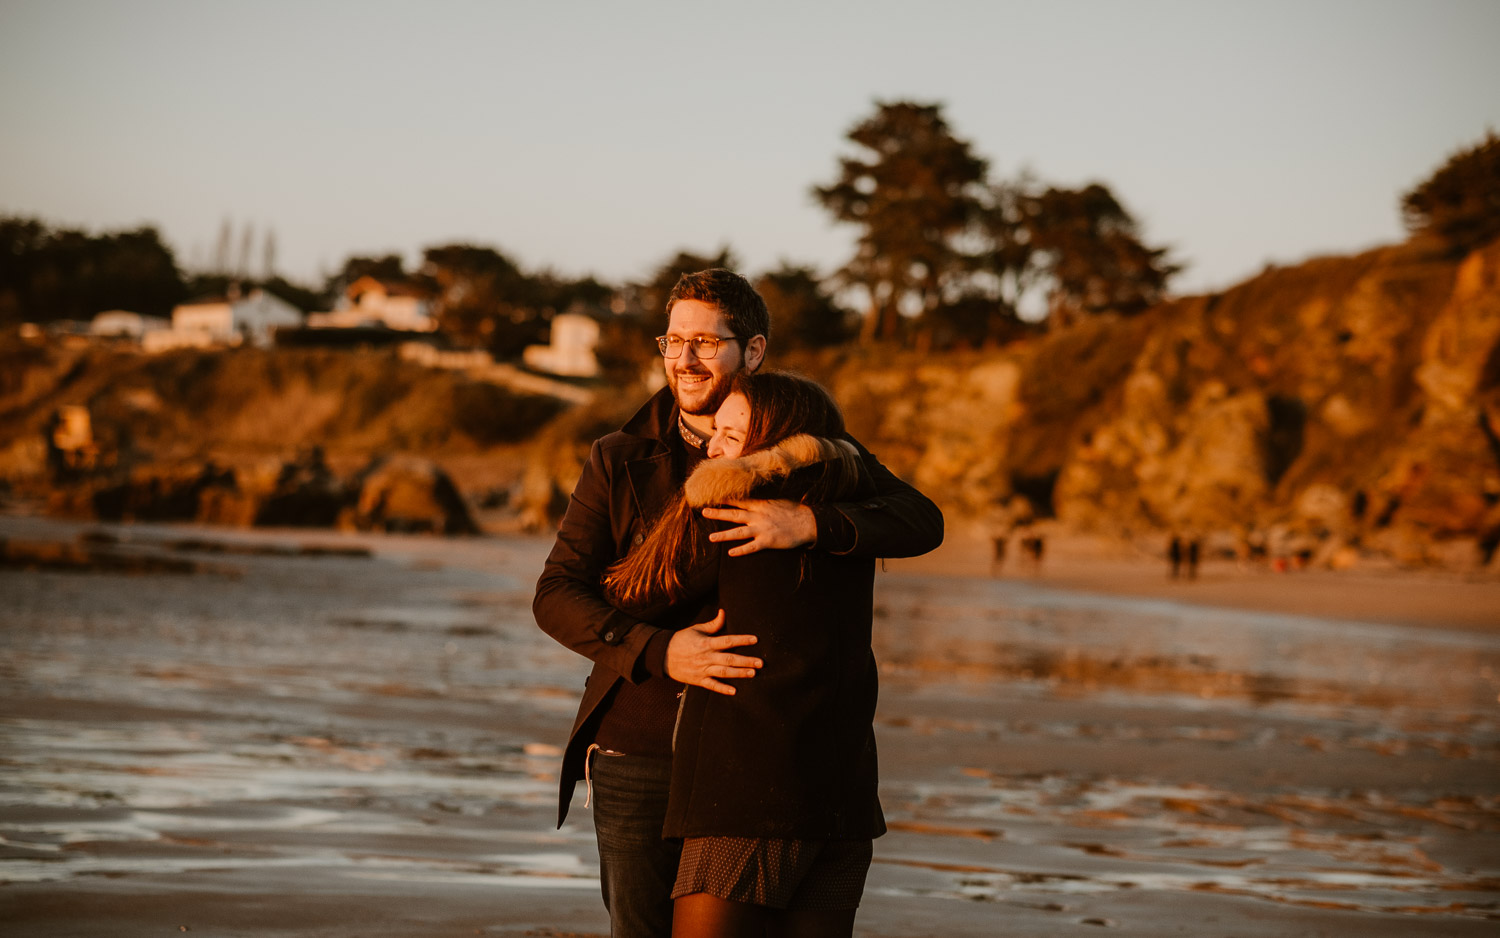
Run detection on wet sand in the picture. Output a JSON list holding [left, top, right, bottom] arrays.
[[2, 514, 1497, 936], [891, 527, 1500, 634]]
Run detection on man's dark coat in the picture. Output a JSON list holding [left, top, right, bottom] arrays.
[[533, 387, 943, 827]]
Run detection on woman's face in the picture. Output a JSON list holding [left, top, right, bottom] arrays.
[[708, 393, 751, 459]]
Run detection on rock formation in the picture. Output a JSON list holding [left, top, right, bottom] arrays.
[[810, 237, 1500, 568], [349, 455, 478, 535]]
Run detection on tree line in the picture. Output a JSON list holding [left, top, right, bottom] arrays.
[[3, 104, 1495, 359], [814, 101, 1179, 345]]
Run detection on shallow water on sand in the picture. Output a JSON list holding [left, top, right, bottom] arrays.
[[1, 515, 1497, 936]]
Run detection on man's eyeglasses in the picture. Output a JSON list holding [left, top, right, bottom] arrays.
[[655, 334, 740, 359]]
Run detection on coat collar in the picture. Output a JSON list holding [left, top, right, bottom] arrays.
[[620, 388, 683, 527], [619, 386, 679, 447]]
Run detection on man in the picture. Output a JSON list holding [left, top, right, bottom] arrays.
[[533, 269, 943, 937]]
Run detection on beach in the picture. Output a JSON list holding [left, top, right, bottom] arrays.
[[1, 514, 1496, 936], [887, 526, 1500, 635]]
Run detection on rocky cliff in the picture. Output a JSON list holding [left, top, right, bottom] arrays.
[[808, 236, 1500, 567], [0, 345, 568, 530], [3, 236, 1497, 565]]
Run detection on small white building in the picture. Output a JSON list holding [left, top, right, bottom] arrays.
[[150, 288, 303, 350], [90, 310, 170, 338], [523, 310, 601, 378], [307, 276, 436, 332]]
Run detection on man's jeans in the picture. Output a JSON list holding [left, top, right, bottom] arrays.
[[589, 750, 681, 938]]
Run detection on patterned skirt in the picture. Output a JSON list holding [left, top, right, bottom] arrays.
[[671, 836, 873, 911]]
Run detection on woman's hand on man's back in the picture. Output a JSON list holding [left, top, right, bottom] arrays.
[[703, 500, 817, 556]]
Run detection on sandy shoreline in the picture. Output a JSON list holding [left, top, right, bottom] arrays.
[[887, 527, 1500, 634]]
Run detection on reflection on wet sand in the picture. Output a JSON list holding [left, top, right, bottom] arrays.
[[874, 576, 1500, 711], [859, 587, 1499, 932], [875, 771, 1498, 914], [864, 574, 1499, 930], [1, 515, 1497, 935]]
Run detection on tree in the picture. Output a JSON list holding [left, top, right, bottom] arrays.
[[972, 177, 1042, 317], [0, 217, 183, 323], [637, 247, 737, 319], [920, 293, 1033, 350], [421, 243, 536, 356], [258, 276, 323, 314], [814, 101, 988, 342], [0, 218, 47, 322], [1402, 131, 1500, 254], [323, 253, 408, 300], [592, 248, 736, 380], [754, 264, 854, 349], [530, 272, 612, 315], [1017, 183, 1178, 328]]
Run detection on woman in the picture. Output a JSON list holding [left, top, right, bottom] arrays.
[[604, 371, 884, 938]]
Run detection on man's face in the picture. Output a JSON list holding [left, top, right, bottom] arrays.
[[662, 299, 745, 417]]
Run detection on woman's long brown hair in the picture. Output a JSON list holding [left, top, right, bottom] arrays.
[[603, 371, 865, 611]]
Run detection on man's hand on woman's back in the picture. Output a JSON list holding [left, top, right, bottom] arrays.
[[666, 609, 762, 696]]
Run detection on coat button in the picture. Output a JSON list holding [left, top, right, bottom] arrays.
[[604, 631, 615, 642]]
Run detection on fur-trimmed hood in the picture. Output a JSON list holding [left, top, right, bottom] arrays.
[[683, 434, 859, 508]]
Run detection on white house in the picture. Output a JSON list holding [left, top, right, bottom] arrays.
[[307, 276, 436, 332], [90, 310, 170, 339], [523, 310, 601, 377], [150, 288, 303, 350]]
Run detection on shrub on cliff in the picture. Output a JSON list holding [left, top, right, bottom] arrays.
[[1402, 132, 1500, 254]]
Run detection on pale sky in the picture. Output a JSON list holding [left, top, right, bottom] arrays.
[[1, 0, 1496, 296]]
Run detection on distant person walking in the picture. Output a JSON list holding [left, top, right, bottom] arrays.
[[1016, 526, 1045, 572], [986, 497, 1031, 577], [990, 533, 1008, 576]]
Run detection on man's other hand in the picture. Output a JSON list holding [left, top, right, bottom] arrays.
[[665, 610, 761, 696], [703, 499, 816, 557]]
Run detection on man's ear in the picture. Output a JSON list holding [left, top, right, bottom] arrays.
[[744, 334, 767, 372]]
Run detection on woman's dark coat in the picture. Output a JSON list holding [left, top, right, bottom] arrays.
[[654, 438, 887, 841]]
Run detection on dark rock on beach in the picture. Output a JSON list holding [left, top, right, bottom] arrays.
[[349, 454, 479, 535]]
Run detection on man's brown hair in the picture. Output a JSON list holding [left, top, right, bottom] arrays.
[[665, 268, 771, 343]]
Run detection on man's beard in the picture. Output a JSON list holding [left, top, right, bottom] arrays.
[[672, 367, 735, 416]]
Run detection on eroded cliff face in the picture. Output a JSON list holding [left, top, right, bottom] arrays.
[[827, 356, 1026, 516], [816, 237, 1500, 565], [4, 238, 1497, 562], [1392, 246, 1500, 542]]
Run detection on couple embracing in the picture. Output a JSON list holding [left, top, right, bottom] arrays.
[[534, 269, 944, 937]]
